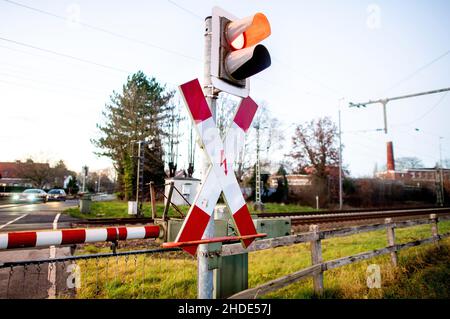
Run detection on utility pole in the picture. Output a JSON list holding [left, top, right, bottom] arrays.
[[437, 137, 445, 206], [187, 123, 195, 178], [135, 140, 146, 217], [81, 165, 88, 193], [338, 109, 343, 210], [254, 123, 264, 212]]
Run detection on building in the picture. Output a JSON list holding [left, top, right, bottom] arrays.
[[375, 141, 450, 186], [269, 174, 312, 189], [377, 167, 450, 184], [0, 161, 50, 188]]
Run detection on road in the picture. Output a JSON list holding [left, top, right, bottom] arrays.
[[0, 200, 79, 232], [0, 200, 80, 298]]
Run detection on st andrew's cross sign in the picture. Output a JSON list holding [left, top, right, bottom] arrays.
[[174, 79, 259, 255]]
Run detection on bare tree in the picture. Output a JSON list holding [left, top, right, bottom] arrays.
[[17, 159, 51, 188], [237, 101, 284, 182], [288, 117, 339, 179], [395, 157, 424, 170]]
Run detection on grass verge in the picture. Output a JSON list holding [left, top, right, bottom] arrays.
[[64, 200, 314, 219], [72, 220, 450, 298]]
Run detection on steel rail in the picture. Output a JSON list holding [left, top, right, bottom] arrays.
[[287, 208, 450, 225]]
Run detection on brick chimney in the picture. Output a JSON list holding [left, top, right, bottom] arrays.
[[387, 141, 395, 171]]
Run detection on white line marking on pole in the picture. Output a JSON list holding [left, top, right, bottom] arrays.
[[47, 213, 60, 299], [0, 213, 28, 230]]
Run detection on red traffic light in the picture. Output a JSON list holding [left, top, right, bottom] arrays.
[[226, 13, 271, 50], [210, 7, 272, 97]]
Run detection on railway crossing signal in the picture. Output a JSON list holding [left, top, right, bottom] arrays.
[[211, 7, 272, 97], [174, 79, 259, 255]]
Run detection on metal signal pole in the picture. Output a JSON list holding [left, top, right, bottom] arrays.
[[197, 15, 217, 300]]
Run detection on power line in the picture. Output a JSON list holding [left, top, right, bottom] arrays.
[[0, 78, 99, 101], [0, 44, 123, 77], [0, 70, 106, 97], [167, 0, 204, 20], [391, 92, 448, 126], [2, 0, 201, 63], [350, 131, 440, 163], [270, 56, 346, 99], [382, 49, 450, 94], [0, 36, 131, 73]]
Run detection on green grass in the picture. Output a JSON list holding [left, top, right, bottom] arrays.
[[64, 201, 190, 219], [248, 202, 316, 213], [71, 220, 450, 299], [64, 200, 314, 220]]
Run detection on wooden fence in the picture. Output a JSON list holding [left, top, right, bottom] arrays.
[[224, 214, 450, 299]]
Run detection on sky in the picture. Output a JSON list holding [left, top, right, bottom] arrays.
[[0, 0, 449, 178]]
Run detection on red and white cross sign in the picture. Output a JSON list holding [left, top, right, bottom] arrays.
[[175, 78, 259, 255]]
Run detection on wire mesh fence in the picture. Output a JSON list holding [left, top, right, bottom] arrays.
[[0, 247, 197, 299]]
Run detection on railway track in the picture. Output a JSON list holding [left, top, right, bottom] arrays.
[[257, 207, 450, 225], [72, 206, 450, 227]]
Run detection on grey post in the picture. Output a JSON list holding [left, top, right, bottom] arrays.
[[430, 214, 439, 244], [385, 218, 398, 267], [197, 15, 217, 299], [309, 225, 324, 295], [149, 181, 156, 219], [163, 181, 175, 221]]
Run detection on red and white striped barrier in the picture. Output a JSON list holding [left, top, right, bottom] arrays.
[[0, 225, 160, 250]]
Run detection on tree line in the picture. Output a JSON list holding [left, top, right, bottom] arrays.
[[92, 70, 344, 204]]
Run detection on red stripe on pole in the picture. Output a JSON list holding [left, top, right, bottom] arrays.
[[176, 205, 211, 255], [8, 231, 37, 249], [118, 227, 127, 240], [106, 227, 118, 241], [61, 229, 86, 245], [144, 225, 160, 238], [180, 79, 212, 123], [233, 204, 258, 248], [234, 97, 258, 132]]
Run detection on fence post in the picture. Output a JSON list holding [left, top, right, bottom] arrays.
[[430, 214, 439, 244], [149, 182, 156, 219], [385, 218, 398, 267], [309, 224, 324, 295], [163, 182, 174, 221]]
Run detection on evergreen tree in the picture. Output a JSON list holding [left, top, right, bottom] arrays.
[[92, 71, 174, 200]]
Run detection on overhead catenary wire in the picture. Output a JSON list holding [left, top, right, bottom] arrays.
[[0, 70, 107, 97], [0, 78, 101, 101], [391, 92, 448, 127], [382, 49, 450, 94], [166, 0, 204, 20], [0, 36, 131, 74], [1, 0, 202, 63]]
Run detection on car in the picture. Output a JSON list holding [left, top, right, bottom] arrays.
[[47, 189, 67, 201], [12, 189, 48, 203]]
